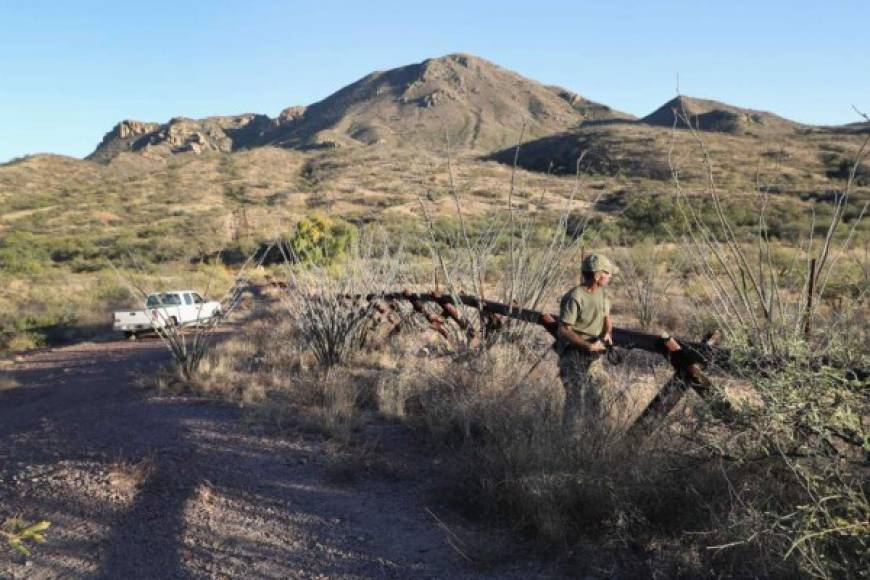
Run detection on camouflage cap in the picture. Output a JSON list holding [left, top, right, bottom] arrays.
[[581, 254, 618, 274]]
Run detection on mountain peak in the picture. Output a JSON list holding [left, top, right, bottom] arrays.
[[430, 52, 485, 65], [262, 53, 628, 151]]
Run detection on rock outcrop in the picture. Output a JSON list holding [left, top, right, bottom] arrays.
[[115, 120, 161, 139], [88, 114, 272, 162]]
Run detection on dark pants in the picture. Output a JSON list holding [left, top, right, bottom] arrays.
[[558, 350, 612, 430]]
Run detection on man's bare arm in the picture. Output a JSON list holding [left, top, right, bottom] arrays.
[[558, 323, 605, 353]]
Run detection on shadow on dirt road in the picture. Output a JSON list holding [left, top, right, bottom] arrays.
[[0, 332, 546, 579]]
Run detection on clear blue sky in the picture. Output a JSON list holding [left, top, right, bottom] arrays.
[[1, 0, 867, 162]]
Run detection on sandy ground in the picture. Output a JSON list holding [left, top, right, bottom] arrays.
[[0, 335, 560, 579]]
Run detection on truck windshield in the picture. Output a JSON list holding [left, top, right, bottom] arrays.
[[146, 293, 182, 307]]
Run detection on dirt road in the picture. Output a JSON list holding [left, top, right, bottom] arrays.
[[0, 338, 554, 579]]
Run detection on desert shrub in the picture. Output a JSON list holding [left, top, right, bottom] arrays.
[[683, 358, 869, 579], [615, 242, 674, 329], [825, 156, 870, 186], [46, 236, 101, 264], [285, 215, 358, 266], [763, 202, 816, 239], [278, 228, 411, 368], [198, 237, 262, 266], [582, 214, 623, 245], [148, 235, 192, 263]]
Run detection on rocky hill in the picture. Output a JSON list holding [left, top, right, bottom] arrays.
[[640, 95, 805, 135], [260, 53, 630, 151]]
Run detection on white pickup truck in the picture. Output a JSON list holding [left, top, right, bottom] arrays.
[[113, 290, 222, 338]]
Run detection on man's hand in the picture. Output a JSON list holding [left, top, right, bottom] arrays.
[[559, 323, 606, 354], [587, 340, 607, 354], [602, 331, 613, 346]]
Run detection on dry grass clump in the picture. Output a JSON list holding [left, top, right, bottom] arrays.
[[108, 457, 155, 501], [291, 369, 378, 441]]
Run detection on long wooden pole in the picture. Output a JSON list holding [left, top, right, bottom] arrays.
[[349, 291, 727, 366]]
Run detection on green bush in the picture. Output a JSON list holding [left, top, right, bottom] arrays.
[[618, 195, 684, 240], [286, 215, 358, 266]]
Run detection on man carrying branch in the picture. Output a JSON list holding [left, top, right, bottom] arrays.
[[557, 254, 618, 430]]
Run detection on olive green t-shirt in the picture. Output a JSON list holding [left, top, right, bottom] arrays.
[[558, 285, 610, 338]]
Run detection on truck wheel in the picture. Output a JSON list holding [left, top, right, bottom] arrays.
[[124, 331, 138, 341]]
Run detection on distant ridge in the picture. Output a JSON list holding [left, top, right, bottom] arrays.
[[641, 95, 804, 135], [828, 120, 870, 135], [85, 54, 867, 166]]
